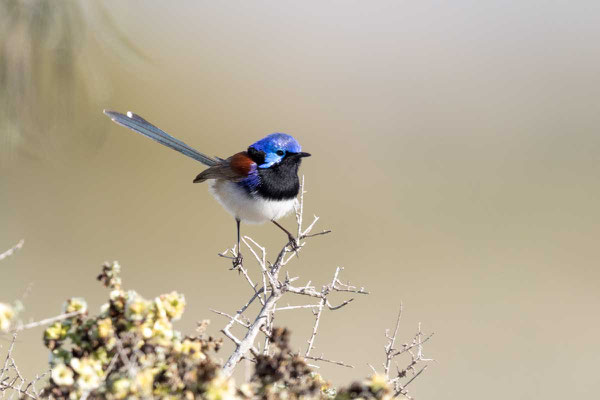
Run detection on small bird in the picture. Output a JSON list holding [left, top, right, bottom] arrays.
[[103, 110, 310, 266]]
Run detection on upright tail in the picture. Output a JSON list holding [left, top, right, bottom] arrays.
[[103, 110, 219, 167]]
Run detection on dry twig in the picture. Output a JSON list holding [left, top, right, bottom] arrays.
[[0, 240, 24, 262], [378, 307, 435, 399], [0, 334, 46, 399], [217, 178, 365, 376]]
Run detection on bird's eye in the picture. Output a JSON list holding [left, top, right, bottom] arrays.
[[276, 150, 285, 156]]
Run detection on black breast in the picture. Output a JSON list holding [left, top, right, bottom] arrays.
[[256, 157, 302, 200]]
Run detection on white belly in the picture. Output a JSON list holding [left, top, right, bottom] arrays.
[[208, 180, 297, 224]]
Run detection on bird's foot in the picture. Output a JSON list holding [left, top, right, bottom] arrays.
[[287, 234, 301, 253], [231, 252, 243, 269]]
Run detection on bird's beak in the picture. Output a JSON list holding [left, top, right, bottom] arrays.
[[298, 152, 311, 158]]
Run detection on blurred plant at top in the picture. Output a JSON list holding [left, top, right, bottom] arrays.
[[0, 0, 146, 165]]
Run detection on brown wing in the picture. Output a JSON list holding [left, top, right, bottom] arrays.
[[193, 152, 256, 183]]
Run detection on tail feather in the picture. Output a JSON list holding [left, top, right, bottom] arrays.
[[103, 110, 219, 167]]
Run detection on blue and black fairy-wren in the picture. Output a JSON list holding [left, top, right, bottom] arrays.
[[104, 110, 310, 266]]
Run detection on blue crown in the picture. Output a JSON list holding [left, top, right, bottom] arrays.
[[250, 133, 302, 154]]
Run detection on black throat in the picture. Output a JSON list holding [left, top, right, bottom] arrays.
[[256, 156, 302, 201]]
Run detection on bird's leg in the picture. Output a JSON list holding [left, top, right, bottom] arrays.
[[233, 218, 243, 268], [272, 220, 300, 251]]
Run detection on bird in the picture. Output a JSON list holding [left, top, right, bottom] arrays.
[[103, 110, 310, 267]]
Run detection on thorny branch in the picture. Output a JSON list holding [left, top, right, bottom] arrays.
[[384, 305, 403, 377], [304, 354, 354, 369], [379, 307, 435, 400], [0, 240, 38, 399], [214, 177, 365, 377], [0, 240, 84, 399], [12, 311, 85, 333], [0, 333, 47, 399], [0, 318, 85, 399]]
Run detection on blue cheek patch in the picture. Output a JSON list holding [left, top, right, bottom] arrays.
[[258, 153, 283, 168]]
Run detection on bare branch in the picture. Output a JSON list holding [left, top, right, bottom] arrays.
[[384, 305, 403, 377], [271, 304, 321, 312], [302, 230, 332, 239], [333, 279, 369, 295], [218, 178, 368, 376], [374, 305, 434, 400], [210, 309, 250, 328], [222, 290, 281, 376], [294, 175, 306, 238], [304, 354, 354, 368], [391, 331, 435, 358], [395, 365, 428, 398], [304, 298, 325, 357], [367, 363, 378, 375], [0, 333, 41, 399], [242, 236, 277, 289], [12, 310, 84, 332], [326, 298, 354, 311], [0, 240, 24, 262]]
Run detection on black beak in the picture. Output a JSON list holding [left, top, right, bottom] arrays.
[[298, 152, 311, 158]]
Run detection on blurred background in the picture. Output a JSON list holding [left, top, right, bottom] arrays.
[[1, 1, 599, 398]]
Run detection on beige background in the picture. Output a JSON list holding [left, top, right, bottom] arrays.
[[2, 1, 600, 399]]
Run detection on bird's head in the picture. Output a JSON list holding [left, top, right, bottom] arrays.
[[248, 133, 310, 168]]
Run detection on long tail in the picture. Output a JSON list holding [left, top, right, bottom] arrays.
[[103, 110, 219, 167]]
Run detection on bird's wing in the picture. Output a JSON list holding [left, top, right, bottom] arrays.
[[193, 152, 256, 183], [103, 110, 219, 167]]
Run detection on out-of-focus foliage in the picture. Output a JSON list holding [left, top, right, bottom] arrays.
[[0, 0, 144, 165], [0, 302, 16, 332], [0, 297, 23, 333], [41, 262, 397, 399]]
